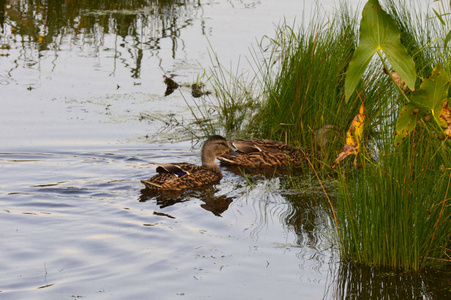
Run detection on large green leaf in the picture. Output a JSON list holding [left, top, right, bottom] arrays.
[[345, 0, 416, 100], [394, 65, 450, 146]]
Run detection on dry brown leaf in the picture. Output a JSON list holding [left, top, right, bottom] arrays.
[[383, 69, 408, 93], [391, 72, 408, 93]]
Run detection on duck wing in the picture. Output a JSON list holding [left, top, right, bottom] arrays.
[[162, 167, 222, 190], [219, 138, 307, 168], [218, 150, 293, 168], [229, 138, 296, 153], [228, 139, 261, 153], [155, 163, 199, 176], [141, 163, 221, 190], [249, 139, 297, 153]]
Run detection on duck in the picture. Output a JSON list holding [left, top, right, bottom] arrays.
[[217, 138, 308, 168], [141, 135, 230, 191]]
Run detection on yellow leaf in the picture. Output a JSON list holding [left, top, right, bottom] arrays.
[[38, 36, 44, 43], [439, 101, 451, 137], [332, 103, 365, 169]]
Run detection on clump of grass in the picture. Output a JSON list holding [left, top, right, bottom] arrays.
[[248, 5, 398, 170], [192, 3, 396, 170], [337, 125, 451, 270], [181, 49, 260, 139], [252, 10, 359, 145], [139, 59, 259, 142]]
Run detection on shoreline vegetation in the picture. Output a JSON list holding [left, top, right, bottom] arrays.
[[184, 0, 450, 272]]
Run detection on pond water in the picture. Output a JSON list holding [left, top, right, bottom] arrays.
[[1, 0, 450, 299]]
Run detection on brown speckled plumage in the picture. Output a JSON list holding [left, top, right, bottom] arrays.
[[217, 138, 308, 168], [141, 135, 230, 191]]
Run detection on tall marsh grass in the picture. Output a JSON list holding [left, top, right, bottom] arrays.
[[338, 125, 451, 270], [252, 8, 360, 146], [200, 4, 395, 167], [177, 50, 260, 140]]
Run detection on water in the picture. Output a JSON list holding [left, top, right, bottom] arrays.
[[1, 147, 335, 298], [1, 0, 450, 299]]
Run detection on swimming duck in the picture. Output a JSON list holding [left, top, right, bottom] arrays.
[[141, 135, 230, 191], [217, 138, 308, 168]]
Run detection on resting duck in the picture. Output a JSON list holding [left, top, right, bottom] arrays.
[[217, 138, 308, 168], [141, 135, 230, 191]]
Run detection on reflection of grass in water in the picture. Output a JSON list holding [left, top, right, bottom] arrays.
[[329, 261, 451, 299], [281, 173, 337, 197], [4, 0, 202, 81]]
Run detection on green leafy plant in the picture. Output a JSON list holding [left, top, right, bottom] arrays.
[[345, 0, 416, 101], [337, 0, 451, 270], [394, 65, 450, 146]]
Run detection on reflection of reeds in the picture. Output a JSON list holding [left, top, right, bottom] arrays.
[[326, 261, 451, 299], [281, 190, 337, 249], [1, 0, 198, 74]]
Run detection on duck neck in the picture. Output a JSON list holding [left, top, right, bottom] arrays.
[[201, 149, 219, 170]]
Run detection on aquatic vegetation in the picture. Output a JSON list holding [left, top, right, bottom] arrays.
[[344, 0, 416, 101], [189, 0, 451, 271], [336, 0, 451, 270], [332, 103, 365, 169], [188, 49, 261, 138], [337, 121, 451, 269], [252, 9, 364, 156]]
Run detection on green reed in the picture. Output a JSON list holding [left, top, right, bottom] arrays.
[[251, 9, 359, 144], [337, 124, 451, 270], [180, 46, 260, 139], [248, 5, 398, 169]]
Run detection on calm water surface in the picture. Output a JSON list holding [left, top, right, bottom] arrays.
[[1, 0, 449, 299]]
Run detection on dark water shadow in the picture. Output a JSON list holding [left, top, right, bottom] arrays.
[[163, 75, 180, 96], [280, 191, 334, 249], [223, 166, 335, 248], [139, 186, 234, 216], [0, 2, 4, 30], [327, 261, 451, 299]]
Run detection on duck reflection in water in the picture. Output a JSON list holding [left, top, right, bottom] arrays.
[[139, 187, 234, 217]]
